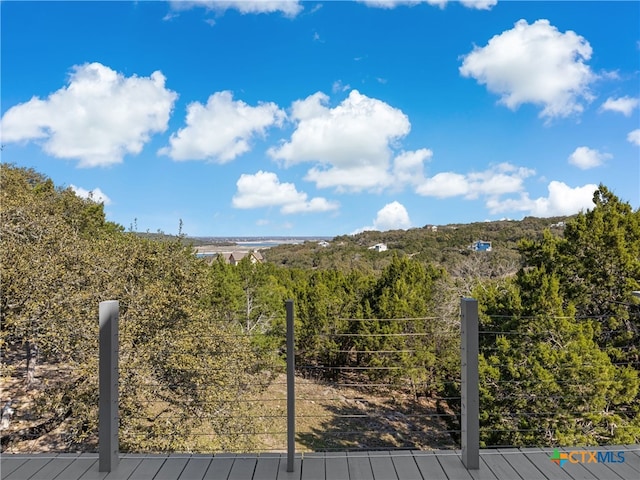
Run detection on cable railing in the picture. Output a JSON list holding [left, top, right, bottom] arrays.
[[477, 315, 640, 451], [91, 297, 640, 473], [292, 315, 461, 453]]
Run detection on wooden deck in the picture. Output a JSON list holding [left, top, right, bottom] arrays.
[[2, 446, 639, 480]]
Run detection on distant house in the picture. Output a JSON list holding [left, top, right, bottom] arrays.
[[470, 240, 492, 252], [368, 243, 388, 252], [431, 225, 438, 232], [227, 251, 264, 265], [198, 250, 264, 265], [318, 240, 330, 248]]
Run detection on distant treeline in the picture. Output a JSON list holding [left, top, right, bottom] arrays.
[[1, 164, 638, 452]]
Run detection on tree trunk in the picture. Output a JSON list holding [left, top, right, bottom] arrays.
[[25, 341, 38, 387]]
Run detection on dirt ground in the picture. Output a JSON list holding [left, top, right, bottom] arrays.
[[1, 358, 458, 453]]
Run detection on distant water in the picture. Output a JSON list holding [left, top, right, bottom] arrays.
[[194, 236, 332, 249]]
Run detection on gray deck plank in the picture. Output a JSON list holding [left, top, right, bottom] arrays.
[[178, 456, 211, 480], [436, 451, 474, 480], [300, 452, 324, 480], [4, 446, 640, 480], [412, 451, 447, 480], [276, 456, 301, 480], [392, 451, 422, 480], [4, 456, 54, 480], [31, 455, 81, 480], [346, 453, 373, 480], [621, 448, 640, 471], [58, 455, 107, 480], [521, 450, 578, 480], [129, 456, 168, 480], [153, 456, 189, 480], [496, 448, 546, 480], [559, 447, 625, 480], [203, 454, 236, 480], [368, 451, 398, 480], [228, 455, 257, 480], [324, 452, 348, 480], [600, 445, 640, 475], [480, 451, 525, 480], [1, 457, 29, 477], [468, 458, 500, 480], [102, 457, 144, 480], [253, 454, 280, 480]]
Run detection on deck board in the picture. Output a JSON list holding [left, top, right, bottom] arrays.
[[480, 451, 525, 480], [227, 455, 257, 480], [30, 454, 80, 480], [346, 452, 373, 480], [153, 456, 188, 480], [412, 451, 448, 480], [497, 448, 546, 480], [324, 452, 348, 480], [253, 454, 280, 480], [368, 451, 398, 480], [2, 447, 639, 480], [178, 457, 211, 480], [4, 456, 53, 480], [435, 451, 474, 480], [300, 452, 324, 480], [203, 454, 235, 480], [389, 452, 420, 480], [128, 456, 168, 480]]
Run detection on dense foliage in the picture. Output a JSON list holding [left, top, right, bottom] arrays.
[[1, 165, 638, 452]]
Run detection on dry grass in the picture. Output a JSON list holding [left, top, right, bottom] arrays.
[[1, 360, 458, 453]]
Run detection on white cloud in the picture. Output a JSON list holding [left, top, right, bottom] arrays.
[[232, 171, 339, 214], [268, 89, 410, 191], [486, 181, 597, 217], [355, 201, 412, 233], [358, 0, 496, 10], [70, 185, 112, 205], [169, 0, 302, 17], [600, 96, 639, 116], [159, 91, 284, 162], [392, 148, 432, 186], [416, 163, 535, 198], [568, 146, 611, 170], [460, 19, 595, 119], [628, 129, 640, 146], [0, 62, 177, 167], [373, 201, 411, 230]]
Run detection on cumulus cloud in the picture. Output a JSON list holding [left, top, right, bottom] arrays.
[[358, 0, 496, 10], [568, 146, 611, 170], [600, 96, 639, 116], [355, 201, 412, 233], [416, 163, 535, 199], [392, 148, 432, 186], [628, 129, 640, 146], [169, 0, 302, 17], [232, 171, 339, 214], [460, 19, 595, 119], [159, 91, 284, 162], [0, 62, 177, 167], [70, 185, 112, 205], [486, 181, 597, 217], [268, 90, 410, 191], [373, 201, 412, 230]]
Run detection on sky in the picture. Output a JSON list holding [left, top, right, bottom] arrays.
[[1, 1, 639, 237]]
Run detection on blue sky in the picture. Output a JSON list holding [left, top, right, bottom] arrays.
[[2, 1, 639, 237]]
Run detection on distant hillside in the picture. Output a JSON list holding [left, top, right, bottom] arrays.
[[261, 216, 572, 275]]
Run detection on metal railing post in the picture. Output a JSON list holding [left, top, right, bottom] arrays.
[[99, 300, 119, 472], [285, 299, 295, 472], [461, 297, 479, 469]]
